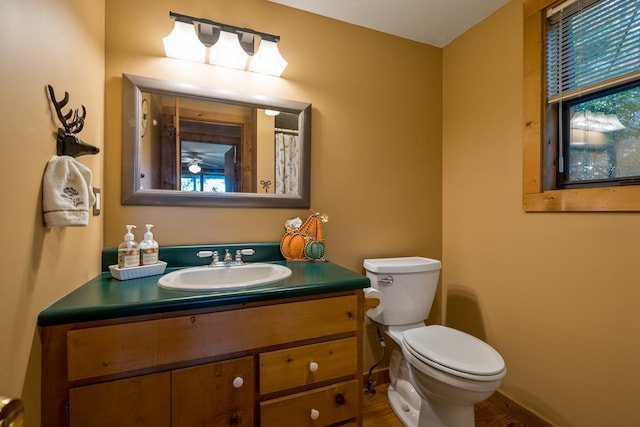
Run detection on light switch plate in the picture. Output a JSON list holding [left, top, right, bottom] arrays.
[[93, 187, 101, 215]]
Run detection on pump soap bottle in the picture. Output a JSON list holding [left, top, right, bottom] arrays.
[[140, 224, 159, 265], [118, 225, 140, 268]]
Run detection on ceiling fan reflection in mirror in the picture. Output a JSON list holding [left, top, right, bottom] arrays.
[[180, 140, 236, 175], [181, 156, 220, 174]]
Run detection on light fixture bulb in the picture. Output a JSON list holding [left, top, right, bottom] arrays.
[[209, 31, 249, 70], [163, 21, 206, 63], [264, 109, 280, 116], [188, 160, 201, 174], [249, 39, 288, 76]]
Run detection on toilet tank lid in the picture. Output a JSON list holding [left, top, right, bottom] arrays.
[[363, 257, 442, 273]]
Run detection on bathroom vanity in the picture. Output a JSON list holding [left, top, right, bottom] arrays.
[[38, 244, 370, 427]]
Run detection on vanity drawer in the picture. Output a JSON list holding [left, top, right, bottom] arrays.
[[260, 379, 359, 427], [67, 295, 357, 381], [260, 337, 357, 395]]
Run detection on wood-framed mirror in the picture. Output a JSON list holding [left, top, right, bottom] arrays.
[[121, 74, 311, 208]]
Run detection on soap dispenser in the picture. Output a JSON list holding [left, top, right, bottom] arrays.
[[139, 224, 159, 265], [118, 225, 140, 268]]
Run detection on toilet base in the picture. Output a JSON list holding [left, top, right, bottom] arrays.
[[386, 348, 477, 427], [415, 397, 475, 427], [388, 380, 420, 427], [387, 349, 420, 427]]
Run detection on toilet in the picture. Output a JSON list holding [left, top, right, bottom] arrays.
[[364, 257, 506, 427]]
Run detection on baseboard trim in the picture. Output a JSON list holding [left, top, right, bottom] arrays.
[[364, 368, 554, 427], [488, 391, 555, 427]]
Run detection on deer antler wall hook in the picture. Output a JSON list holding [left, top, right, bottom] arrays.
[[47, 85, 99, 158]]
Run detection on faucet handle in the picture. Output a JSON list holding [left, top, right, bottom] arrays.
[[235, 248, 255, 263], [197, 250, 214, 258], [197, 250, 219, 264]]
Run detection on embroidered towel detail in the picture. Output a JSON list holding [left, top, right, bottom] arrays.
[[42, 155, 95, 227]]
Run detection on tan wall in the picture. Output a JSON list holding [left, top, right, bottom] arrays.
[[0, 0, 105, 425], [104, 0, 442, 398], [443, 1, 640, 425], [104, 0, 442, 269], [256, 111, 276, 193]]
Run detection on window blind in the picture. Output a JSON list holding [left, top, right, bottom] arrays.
[[546, 0, 640, 103]]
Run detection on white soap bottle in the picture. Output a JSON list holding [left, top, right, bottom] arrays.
[[118, 225, 140, 268], [139, 224, 159, 265]]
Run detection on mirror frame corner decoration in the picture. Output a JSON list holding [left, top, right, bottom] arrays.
[[121, 73, 312, 208]]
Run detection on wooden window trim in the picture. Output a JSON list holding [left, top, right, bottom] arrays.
[[523, 0, 640, 212]]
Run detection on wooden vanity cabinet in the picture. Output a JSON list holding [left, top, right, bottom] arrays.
[[69, 371, 171, 427], [67, 357, 254, 427], [41, 291, 364, 427], [260, 380, 360, 426], [171, 357, 255, 427]]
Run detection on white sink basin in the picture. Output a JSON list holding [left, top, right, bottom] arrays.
[[157, 263, 292, 291]]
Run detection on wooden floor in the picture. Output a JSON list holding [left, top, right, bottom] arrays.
[[362, 384, 525, 427]]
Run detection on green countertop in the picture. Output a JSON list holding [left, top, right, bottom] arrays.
[[38, 243, 370, 327]]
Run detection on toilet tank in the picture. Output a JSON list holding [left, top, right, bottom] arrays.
[[364, 257, 441, 326]]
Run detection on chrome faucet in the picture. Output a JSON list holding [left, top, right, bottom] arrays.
[[223, 249, 233, 264], [196, 248, 255, 267]]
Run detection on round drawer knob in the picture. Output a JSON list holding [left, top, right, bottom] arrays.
[[309, 362, 319, 373], [232, 376, 244, 389], [334, 393, 346, 406], [310, 409, 320, 420]]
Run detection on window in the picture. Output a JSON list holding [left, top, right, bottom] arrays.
[[562, 82, 640, 186], [523, 0, 640, 211], [547, 0, 640, 187], [180, 175, 227, 192]]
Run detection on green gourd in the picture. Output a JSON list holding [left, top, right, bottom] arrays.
[[304, 240, 326, 260]]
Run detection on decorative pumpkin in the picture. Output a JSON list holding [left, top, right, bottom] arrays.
[[304, 240, 326, 260], [299, 214, 325, 241], [281, 211, 329, 261], [280, 232, 306, 260]]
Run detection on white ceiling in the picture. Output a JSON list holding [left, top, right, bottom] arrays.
[[267, 0, 510, 48]]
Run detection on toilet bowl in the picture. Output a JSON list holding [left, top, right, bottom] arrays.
[[364, 257, 506, 427], [402, 325, 506, 426]]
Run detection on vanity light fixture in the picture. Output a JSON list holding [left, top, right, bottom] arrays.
[[164, 12, 288, 76], [209, 30, 249, 69], [249, 40, 287, 76], [162, 20, 206, 63]]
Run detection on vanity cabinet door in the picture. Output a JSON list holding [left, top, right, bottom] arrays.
[[68, 372, 170, 427], [172, 356, 254, 427]]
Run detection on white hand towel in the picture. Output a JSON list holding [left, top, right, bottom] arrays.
[[42, 155, 96, 228]]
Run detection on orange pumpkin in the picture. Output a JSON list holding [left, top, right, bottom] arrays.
[[280, 232, 306, 260]]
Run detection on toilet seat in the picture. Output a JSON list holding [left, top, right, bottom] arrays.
[[402, 325, 506, 381]]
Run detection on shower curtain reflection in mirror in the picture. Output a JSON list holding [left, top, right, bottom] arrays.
[[275, 130, 299, 195]]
